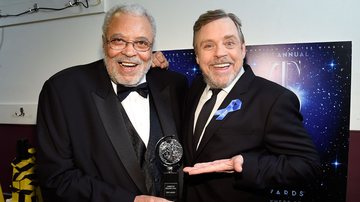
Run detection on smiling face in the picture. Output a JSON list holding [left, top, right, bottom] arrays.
[[194, 17, 246, 89], [103, 12, 153, 86]]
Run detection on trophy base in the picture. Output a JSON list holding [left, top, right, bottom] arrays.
[[162, 171, 179, 201]]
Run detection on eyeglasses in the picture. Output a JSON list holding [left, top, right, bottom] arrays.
[[107, 38, 152, 52]]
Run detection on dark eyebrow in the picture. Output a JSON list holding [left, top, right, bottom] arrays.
[[199, 39, 215, 46], [224, 35, 238, 40]]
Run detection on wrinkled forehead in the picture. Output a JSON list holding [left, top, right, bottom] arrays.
[[106, 12, 154, 41], [195, 17, 240, 44]]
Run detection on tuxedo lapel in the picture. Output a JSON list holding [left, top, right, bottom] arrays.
[[187, 78, 207, 161], [194, 65, 255, 160], [92, 90, 148, 194], [147, 74, 178, 138]]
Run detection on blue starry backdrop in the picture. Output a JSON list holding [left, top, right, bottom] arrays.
[[162, 41, 351, 202]]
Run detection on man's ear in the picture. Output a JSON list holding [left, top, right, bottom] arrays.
[[241, 43, 246, 59], [102, 35, 107, 51], [195, 55, 199, 64]]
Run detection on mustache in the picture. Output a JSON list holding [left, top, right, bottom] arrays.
[[111, 56, 142, 64], [211, 57, 234, 65], [210, 58, 233, 65]]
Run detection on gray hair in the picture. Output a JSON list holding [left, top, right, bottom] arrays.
[[102, 3, 156, 41]]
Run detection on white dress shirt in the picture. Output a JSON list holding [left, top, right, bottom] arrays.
[[193, 67, 245, 149], [112, 78, 150, 147]]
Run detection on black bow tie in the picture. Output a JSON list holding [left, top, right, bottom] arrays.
[[117, 83, 149, 102]]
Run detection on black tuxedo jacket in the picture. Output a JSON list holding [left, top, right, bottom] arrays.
[[182, 64, 321, 202], [36, 59, 187, 202]]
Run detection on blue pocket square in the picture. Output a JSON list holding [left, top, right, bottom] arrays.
[[214, 99, 242, 120]]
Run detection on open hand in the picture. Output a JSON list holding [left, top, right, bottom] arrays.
[[183, 155, 243, 175]]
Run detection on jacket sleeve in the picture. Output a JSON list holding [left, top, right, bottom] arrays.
[[236, 89, 321, 190]]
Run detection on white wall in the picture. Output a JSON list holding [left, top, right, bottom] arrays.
[[0, 0, 359, 129]]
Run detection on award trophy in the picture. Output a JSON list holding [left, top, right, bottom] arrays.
[[155, 136, 183, 201]]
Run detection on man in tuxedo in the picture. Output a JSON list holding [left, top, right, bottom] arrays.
[[182, 9, 321, 201], [36, 4, 187, 202]]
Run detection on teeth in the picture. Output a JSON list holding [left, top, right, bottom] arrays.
[[213, 63, 230, 68], [120, 62, 137, 67]]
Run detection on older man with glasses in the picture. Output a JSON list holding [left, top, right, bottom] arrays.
[[36, 3, 187, 202]]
